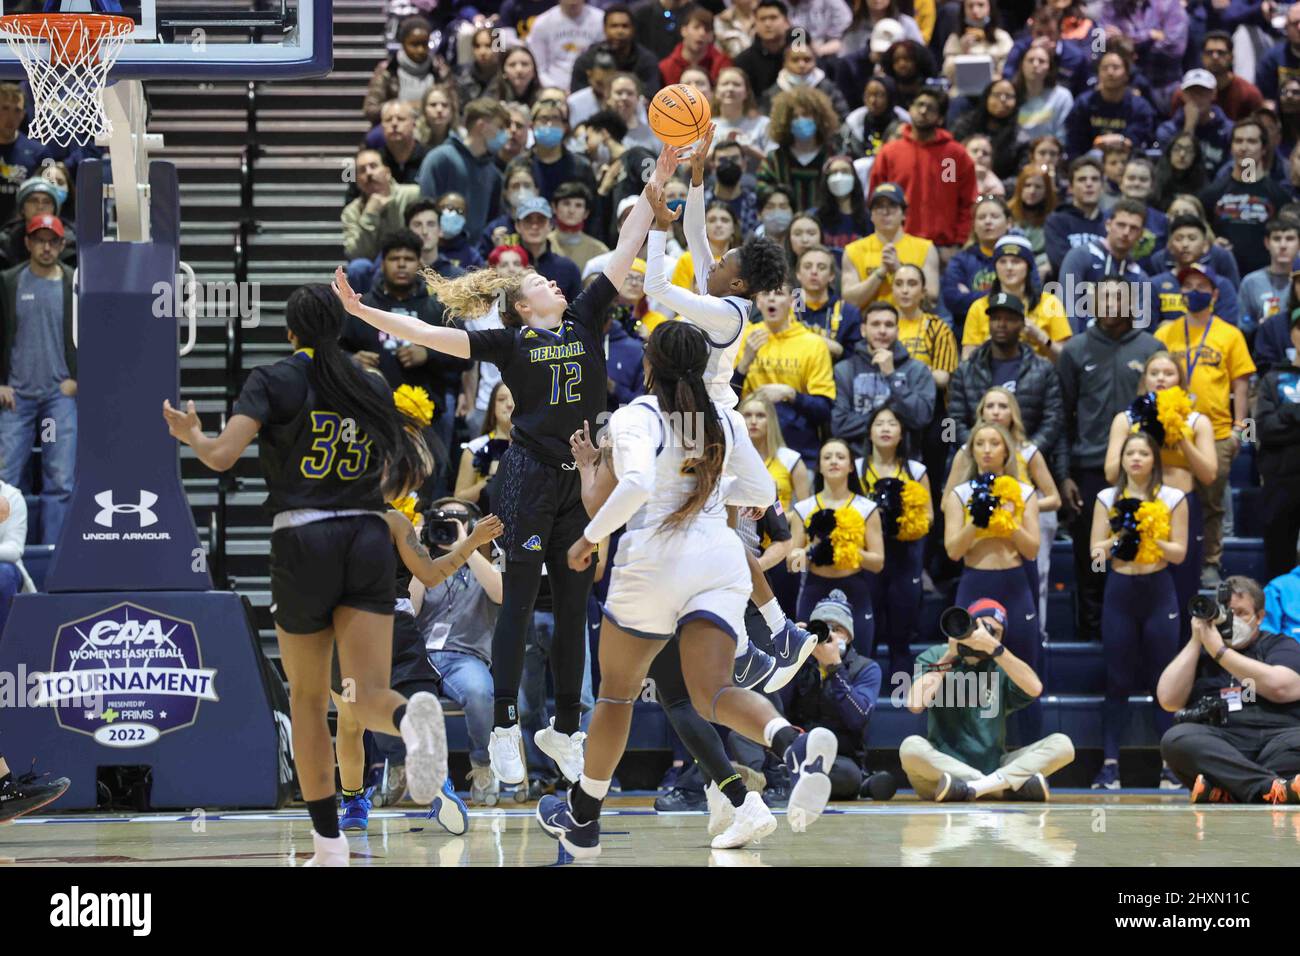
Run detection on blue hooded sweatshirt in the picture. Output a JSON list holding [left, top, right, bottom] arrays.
[[1156, 107, 1234, 177], [1044, 202, 1106, 274]]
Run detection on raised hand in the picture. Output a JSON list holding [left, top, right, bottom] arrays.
[[652, 144, 684, 186], [690, 123, 715, 185], [570, 420, 600, 471], [646, 181, 682, 230], [332, 266, 364, 316], [162, 398, 201, 444], [469, 514, 504, 547]]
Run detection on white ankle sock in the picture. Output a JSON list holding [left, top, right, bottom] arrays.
[[758, 598, 787, 635], [969, 771, 1009, 798], [580, 774, 611, 800], [762, 717, 791, 748]]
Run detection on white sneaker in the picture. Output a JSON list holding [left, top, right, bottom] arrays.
[[489, 724, 527, 785], [711, 792, 778, 849], [534, 718, 586, 783], [468, 765, 499, 806], [705, 782, 735, 838], [400, 691, 448, 804], [304, 831, 349, 867]]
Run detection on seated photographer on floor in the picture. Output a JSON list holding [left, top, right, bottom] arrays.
[[901, 599, 1075, 802], [1158, 576, 1300, 805]]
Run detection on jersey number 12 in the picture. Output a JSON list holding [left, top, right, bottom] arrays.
[[549, 361, 582, 405]]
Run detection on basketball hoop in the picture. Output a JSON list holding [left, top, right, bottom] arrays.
[[0, 13, 134, 147]]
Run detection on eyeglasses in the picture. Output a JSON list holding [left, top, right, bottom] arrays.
[[990, 90, 1017, 101]]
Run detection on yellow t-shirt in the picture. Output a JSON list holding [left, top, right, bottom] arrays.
[[842, 232, 933, 306], [897, 312, 959, 373], [1154, 317, 1256, 440], [737, 320, 836, 400], [671, 251, 697, 291], [766, 446, 802, 514], [636, 309, 670, 337], [962, 292, 1072, 359]]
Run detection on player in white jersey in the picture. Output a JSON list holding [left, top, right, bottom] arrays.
[[535, 322, 838, 859], [643, 135, 818, 692]]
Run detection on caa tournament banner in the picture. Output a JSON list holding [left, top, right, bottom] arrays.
[[33, 601, 218, 749]]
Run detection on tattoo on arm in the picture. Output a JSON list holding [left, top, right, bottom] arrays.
[[405, 526, 432, 562]]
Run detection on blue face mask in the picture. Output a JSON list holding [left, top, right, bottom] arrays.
[[667, 199, 686, 214], [791, 117, 817, 140], [487, 127, 508, 152], [440, 210, 466, 238], [1183, 289, 1214, 314], [50, 185, 67, 207], [535, 125, 565, 148]]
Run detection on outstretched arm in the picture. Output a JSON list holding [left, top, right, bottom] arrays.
[[163, 400, 260, 473], [603, 145, 682, 291], [686, 125, 715, 285], [332, 266, 471, 359]]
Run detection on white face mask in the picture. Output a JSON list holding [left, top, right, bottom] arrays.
[[1230, 614, 1257, 649], [827, 172, 856, 197], [1287, 346, 1297, 364], [836, 639, 848, 654]]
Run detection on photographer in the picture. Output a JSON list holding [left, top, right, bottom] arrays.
[[1157, 576, 1300, 804], [413, 497, 505, 806], [901, 599, 1075, 802], [784, 590, 884, 800]]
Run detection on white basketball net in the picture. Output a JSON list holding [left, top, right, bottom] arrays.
[[0, 15, 133, 147]]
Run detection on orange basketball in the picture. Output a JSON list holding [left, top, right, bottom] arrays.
[[648, 83, 712, 148]]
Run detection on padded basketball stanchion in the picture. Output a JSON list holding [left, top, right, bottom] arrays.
[[0, 79, 291, 810]]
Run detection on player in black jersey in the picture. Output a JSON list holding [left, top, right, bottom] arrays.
[[330, 146, 681, 788], [333, 501, 502, 835], [163, 284, 443, 867]]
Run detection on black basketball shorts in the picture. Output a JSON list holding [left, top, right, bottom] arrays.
[[270, 514, 395, 635], [492, 443, 589, 564]]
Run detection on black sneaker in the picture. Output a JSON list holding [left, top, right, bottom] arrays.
[[1008, 772, 1049, 802], [761, 763, 792, 808], [0, 766, 71, 824], [654, 787, 707, 813], [934, 772, 974, 803]]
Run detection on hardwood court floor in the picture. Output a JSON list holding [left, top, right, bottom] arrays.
[[5, 793, 1300, 866]]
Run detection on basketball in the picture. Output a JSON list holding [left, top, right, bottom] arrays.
[[648, 83, 712, 148]]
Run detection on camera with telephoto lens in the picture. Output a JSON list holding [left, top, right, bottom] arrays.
[[1189, 582, 1234, 643], [421, 507, 477, 550], [807, 619, 834, 644], [939, 606, 994, 661], [1174, 695, 1229, 727]]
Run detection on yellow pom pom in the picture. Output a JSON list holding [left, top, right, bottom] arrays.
[[393, 384, 435, 427], [388, 492, 420, 524], [1134, 499, 1172, 564], [976, 476, 1025, 539], [830, 501, 867, 570], [1156, 387, 1192, 447], [897, 479, 931, 542]]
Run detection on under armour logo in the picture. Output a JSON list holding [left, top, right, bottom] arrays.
[[94, 490, 159, 528]]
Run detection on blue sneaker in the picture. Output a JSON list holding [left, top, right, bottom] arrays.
[[732, 642, 776, 689], [536, 792, 601, 860], [764, 620, 819, 692], [783, 727, 837, 833], [428, 777, 469, 835], [1091, 762, 1121, 790], [340, 788, 373, 831]]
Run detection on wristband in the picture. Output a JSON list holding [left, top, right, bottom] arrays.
[[991, 643, 1006, 658], [1214, 644, 1228, 662]]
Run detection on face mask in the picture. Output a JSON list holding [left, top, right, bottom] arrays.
[[1230, 614, 1257, 649], [535, 125, 565, 148], [836, 639, 848, 654], [827, 172, 856, 197], [569, 133, 587, 153], [791, 117, 817, 140], [763, 209, 793, 232], [594, 143, 612, 165], [667, 198, 686, 214], [715, 159, 742, 187], [1287, 346, 1297, 364], [1183, 289, 1214, 314], [439, 210, 466, 238], [49, 185, 67, 207], [487, 128, 509, 152]]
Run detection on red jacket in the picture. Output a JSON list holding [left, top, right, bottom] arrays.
[[867, 125, 977, 248], [658, 43, 732, 86]]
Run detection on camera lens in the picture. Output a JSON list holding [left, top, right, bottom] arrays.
[[807, 619, 832, 644], [940, 607, 973, 641], [1189, 594, 1218, 621]]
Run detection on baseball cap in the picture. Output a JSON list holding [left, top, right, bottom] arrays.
[[870, 18, 906, 55], [26, 214, 63, 237], [1181, 68, 1216, 91], [986, 291, 1025, 318], [514, 195, 553, 221], [967, 598, 1008, 630], [1177, 262, 1218, 285], [868, 181, 907, 208]]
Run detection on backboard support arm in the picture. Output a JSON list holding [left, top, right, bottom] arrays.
[[99, 78, 163, 242]]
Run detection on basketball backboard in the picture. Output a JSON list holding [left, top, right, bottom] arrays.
[[0, 0, 330, 80]]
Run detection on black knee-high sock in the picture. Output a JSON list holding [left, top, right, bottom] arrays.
[[547, 557, 596, 735], [307, 795, 339, 839], [719, 773, 748, 808], [771, 725, 800, 758], [492, 560, 545, 727]]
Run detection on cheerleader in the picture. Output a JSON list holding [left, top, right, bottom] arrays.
[[331, 146, 680, 790], [537, 322, 837, 858], [944, 387, 1061, 636], [333, 498, 504, 834], [163, 285, 442, 867], [789, 438, 886, 654], [942, 421, 1041, 669], [454, 381, 514, 508], [1103, 352, 1216, 650], [856, 403, 932, 675], [1090, 430, 1189, 790], [740, 393, 811, 613]]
